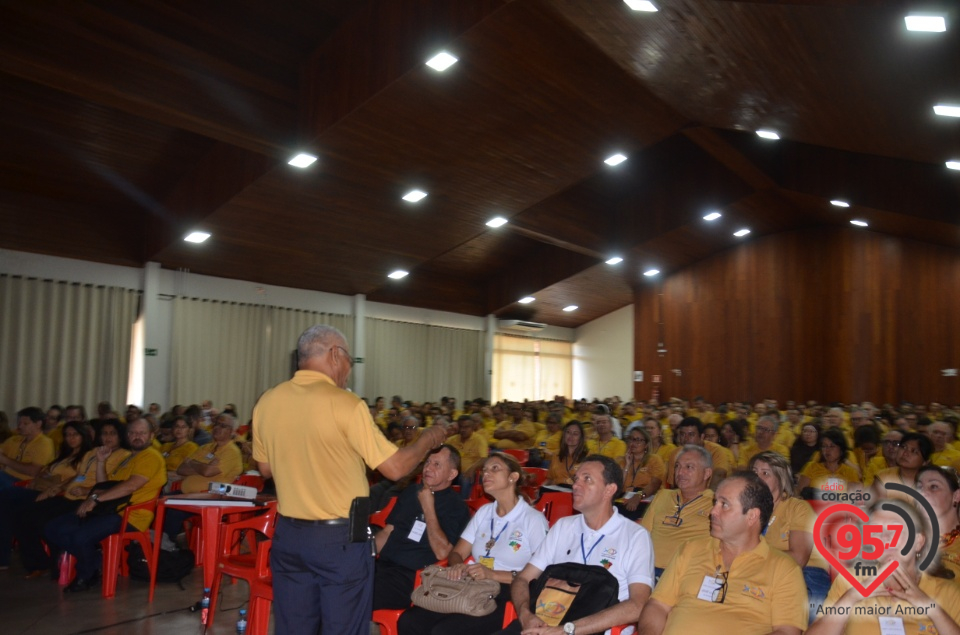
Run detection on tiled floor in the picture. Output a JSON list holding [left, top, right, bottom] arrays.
[[1, 555, 267, 635]]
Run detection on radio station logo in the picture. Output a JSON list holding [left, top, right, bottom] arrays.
[[812, 483, 939, 597]]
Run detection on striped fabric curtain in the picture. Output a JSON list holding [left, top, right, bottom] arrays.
[[492, 334, 572, 402], [170, 297, 353, 421], [0, 275, 140, 418]]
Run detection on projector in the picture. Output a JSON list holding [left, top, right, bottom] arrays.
[[208, 482, 257, 499]]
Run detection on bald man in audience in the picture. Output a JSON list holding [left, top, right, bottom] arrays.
[[665, 418, 730, 488], [737, 415, 789, 468]]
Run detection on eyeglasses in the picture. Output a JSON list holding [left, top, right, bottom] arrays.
[[334, 345, 354, 368], [402, 425, 418, 430], [882, 440, 901, 447], [711, 568, 729, 603], [756, 427, 774, 433]]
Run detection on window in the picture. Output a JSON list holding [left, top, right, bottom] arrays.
[[492, 334, 572, 402]]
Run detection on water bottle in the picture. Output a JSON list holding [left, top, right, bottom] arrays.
[[200, 587, 211, 625], [236, 609, 247, 635]]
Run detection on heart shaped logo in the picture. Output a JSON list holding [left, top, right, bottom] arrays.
[[813, 503, 899, 597]]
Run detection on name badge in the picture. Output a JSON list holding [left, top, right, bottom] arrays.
[[206, 453, 216, 460], [408, 520, 427, 542], [74, 475, 86, 482], [697, 575, 724, 602], [480, 556, 495, 569], [878, 617, 905, 635], [662, 515, 683, 527]]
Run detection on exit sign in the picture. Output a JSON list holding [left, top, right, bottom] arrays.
[[145, 348, 158, 357]]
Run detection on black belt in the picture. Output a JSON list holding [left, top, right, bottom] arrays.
[[282, 515, 349, 526]]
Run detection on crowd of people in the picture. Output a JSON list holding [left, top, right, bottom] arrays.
[[4, 386, 960, 634]]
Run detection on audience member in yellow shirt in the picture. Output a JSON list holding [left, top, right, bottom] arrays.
[[531, 414, 563, 467], [586, 413, 626, 465], [448, 416, 488, 498], [492, 406, 536, 450], [0, 407, 56, 487]]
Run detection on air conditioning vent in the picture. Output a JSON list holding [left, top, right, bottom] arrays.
[[498, 319, 547, 333]]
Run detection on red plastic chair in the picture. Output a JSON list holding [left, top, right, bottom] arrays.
[[370, 497, 398, 529], [247, 574, 273, 635], [101, 498, 159, 599], [521, 467, 548, 501], [371, 560, 447, 635], [534, 491, 574, 527], [207, 502, 277, 629]]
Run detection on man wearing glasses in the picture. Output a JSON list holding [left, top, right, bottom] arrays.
[[637, 472, 807, 635], [737, 416, 789, 468]]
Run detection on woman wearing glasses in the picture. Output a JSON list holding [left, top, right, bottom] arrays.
[[807, 500, 960, 635], [618, 427, 665, 520], [916, 464, 960, 578]]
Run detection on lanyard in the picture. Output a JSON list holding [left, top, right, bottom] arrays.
[[110, 451, 136, 477], [580, 533, 605, 564], [15, 437, 29, 461], [485, 517, 509, 557], [673, 492, 703, 518]]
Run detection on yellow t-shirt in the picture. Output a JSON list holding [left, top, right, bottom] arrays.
[[448, 433, 488, 474], [179, 441, 243, 494], [1, 433, 56, 480], [587, 437, 627, 464], [862, 455, 893, 487], [492, 420, 537, 450], [64, 449, 132, 500], [653, 537, 808, 635], [799, 461, 861, 491], [109, 447, 166, 531], [821, 573, 960, 634], [641, 488, 714, 569], [46, 423, 65, 453], [655, 442, 678, 465], [931, 446, 960, 469], [253, 370, 398, 520], [737, 441, 790, 469], [623, 453, 665, 492], [532, 430, 562, 460], [765, 496, 829, 571], [547, 453, 581, 485], [160, 441, 199, 472]]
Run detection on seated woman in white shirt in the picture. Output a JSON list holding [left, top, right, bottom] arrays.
[[398, 453, 549, 635]]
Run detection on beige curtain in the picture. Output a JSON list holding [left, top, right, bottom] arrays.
[[364, 318, 484, 403], [492, 334, 572, 402], [170, 297, 352, 422], [0, 275, 140, 417]]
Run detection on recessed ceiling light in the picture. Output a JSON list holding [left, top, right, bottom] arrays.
[[624, 0, 658, 11], [402, 189, 428, 202], [643, 269, 660, 277], [850, 220, 868, 227], [934, 104, 960, 117], [288, 152, 317, 168], [830, 199, 851, 208], [947, 161, 960, 171], [563, 305, 579, 312], [486, 216, 508, 228], [605, 256, 624, 265], [518, 296, 535, 304], [604, 153, 628, 166], [905, 15, 946, 32], [425, 51, 458, 72], [703, 211, 722, 221], [184, 231, 210, 244], [734, 229, 751, 237], [388, 270, 409, 280], [756, 129, 780, 140]]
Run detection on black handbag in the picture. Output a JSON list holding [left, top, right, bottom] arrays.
[[86, 480, 132, 516]]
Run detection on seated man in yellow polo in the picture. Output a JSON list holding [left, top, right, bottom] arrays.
[[0, 407, 56, 490], [492, 404, 536, 451], [637, 472, 807, 635], [161, 412, 243, 543], [587, 411, 626, 465]]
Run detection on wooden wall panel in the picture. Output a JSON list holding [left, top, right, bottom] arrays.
[[633, 228, 960, 406]]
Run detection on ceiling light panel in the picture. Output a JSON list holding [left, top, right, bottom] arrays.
[[830, 200, 850, 208], [184, 231, 210, 244], [604, 153, 628, 166], [643, 269, 660, 277], [905, 15, 946, 32], [563, 305, 578, 312], [605, 256, 623, 265], [486, 216, 508, 228], [947, 161, 960, 171], [734, 229, 751, 237], [288, 153, 317, 168], [850, 220, 868, 227], [756, 129, 780, 140], [402, 189, 428, 202], [624, 0, 658, 11], [388, 270, 409, 280], [426, 51, 458, 71], [518, 296, 535, 304], [934, 104, 960, 117], [703, 212, 722, 221]]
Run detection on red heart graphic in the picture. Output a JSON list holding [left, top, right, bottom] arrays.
[[813, 503, 899, 597]]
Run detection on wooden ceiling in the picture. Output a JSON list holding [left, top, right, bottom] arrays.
[[1, 0, 958, 328]]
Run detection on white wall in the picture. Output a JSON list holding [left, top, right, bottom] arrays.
[[573, 304, 634, 400]]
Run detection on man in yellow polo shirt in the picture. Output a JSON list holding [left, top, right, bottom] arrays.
[[587, 411, 626, 465], [492, 404, 536, 450], [641, 445, 714, 578], [737, 416, 790, 468], [638, 472, 807, 635], [665, 418, 731, 488], [252, 325, 448, 635], [44, 417, 166, 592], [0, 407, 55, 489], [448, 415, 488, 498]]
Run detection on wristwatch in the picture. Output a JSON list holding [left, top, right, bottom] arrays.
[[563, 622, 575, 634], [90, 493, 100, 503]]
